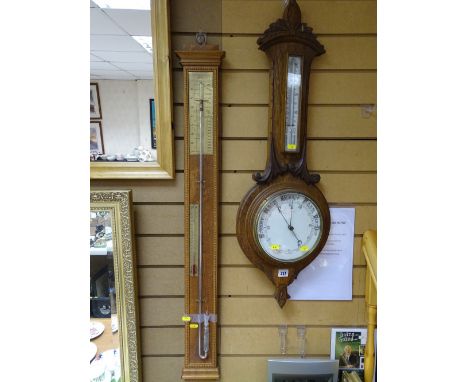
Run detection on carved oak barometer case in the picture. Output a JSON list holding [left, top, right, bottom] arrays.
[[236, 0, 330, 308]]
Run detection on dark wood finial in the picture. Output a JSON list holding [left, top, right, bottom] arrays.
[[257, 0, 325, 55], [283, 0, 301, 28], [275, 285, 290, 308]]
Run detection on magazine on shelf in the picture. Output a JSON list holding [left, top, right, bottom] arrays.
[[330, 328, 367, 382]]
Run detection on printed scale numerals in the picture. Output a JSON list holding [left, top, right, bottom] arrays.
[[256, 192, 322, 262]]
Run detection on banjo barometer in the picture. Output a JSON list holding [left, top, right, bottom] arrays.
[[236, 0, 330, 308]]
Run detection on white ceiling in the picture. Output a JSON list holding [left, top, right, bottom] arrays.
[[90, 1, 153, 80]]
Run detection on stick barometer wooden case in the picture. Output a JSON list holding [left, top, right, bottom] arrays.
[[236, 0, 331, 308], [176, 44, 224, 380]]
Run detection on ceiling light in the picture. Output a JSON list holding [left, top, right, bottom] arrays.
[[132, 36, 153, 53], [93, 0, 150, 10]]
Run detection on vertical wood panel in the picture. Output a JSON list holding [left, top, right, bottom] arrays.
[[139, 268, 184, 296], [220, 140, 377, 171], [221, 173, 377, 203], [142, 357, 184, 382], [221, 1, 377, 34], [221, 36, 377, 70], [137, 236, 184, 266], [219, 267, 366, 296], [139, 298, 184, 326], [219, 357, 267, 382], [221, 105, 377, 139], [219, 298, 366, 325], [171, 0, 222, 33]]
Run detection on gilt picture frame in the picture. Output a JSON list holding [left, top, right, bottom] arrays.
[[90, 121, 104, 155], [90, 82, 102, 119], [90, 190, 141, 382]]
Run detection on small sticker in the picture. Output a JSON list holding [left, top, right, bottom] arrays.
[[300, 245, 309, 252], [189, 323, 199, 329], [287, 144, 297, 150], [278, 269, 289, 277], [270, 244, 280, 250], [182, 316, 191, 322]]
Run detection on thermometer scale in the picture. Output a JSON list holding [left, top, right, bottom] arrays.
[[188, 73, 213, 280], [177, 45, 224, 380], [285, 56, 303, 153]]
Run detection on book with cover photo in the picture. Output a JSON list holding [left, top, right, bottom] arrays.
[[330, 328, 367, 382]]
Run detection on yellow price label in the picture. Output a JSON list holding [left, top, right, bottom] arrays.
[[181, 316, 191, 322], [189, 323, 199, 329], [300, 245, 309, 252], [287, 144, 297, 150], [270, 244, 280, 250]]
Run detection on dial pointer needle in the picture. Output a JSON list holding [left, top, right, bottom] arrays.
[[289, 201, 293, 226], [275, 203, 290, 227], [288, 202, 301, 247], [275, 202, 302, 246]]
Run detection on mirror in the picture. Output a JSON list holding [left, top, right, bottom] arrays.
[[90, 0, 174, 179], [90, 190, 140, 382]]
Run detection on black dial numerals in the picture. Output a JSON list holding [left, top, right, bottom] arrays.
[[256, 192, 323, 262]]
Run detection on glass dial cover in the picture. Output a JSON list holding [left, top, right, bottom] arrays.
[[255, 191, 323, 262]]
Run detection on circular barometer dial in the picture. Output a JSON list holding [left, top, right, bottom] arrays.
[[255, 191, 323, 262]]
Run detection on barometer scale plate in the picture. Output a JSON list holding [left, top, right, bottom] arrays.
[[177, 48, 224, 381]]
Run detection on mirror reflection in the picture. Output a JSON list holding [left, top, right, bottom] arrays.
[[90, 210, 121, 382], [90, 0, 157, 163]]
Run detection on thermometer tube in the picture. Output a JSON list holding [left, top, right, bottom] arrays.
[[285, 56, 302, 152]]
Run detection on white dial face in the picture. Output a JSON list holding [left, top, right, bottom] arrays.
[[255, 191, 323, 262]]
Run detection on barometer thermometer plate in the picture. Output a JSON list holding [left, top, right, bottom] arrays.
[[189, 72, 213, 156], [285, 56, 303, 153], [188, 71, 214, 277], [177, 48, 224, 381]]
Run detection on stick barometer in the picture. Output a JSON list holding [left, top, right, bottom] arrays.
[[236, 0, 331, 308], [176, 39, 224, 380]]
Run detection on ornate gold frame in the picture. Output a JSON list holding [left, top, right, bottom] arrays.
[[90, 190, 141, 382], [91, 0, 174, 179]]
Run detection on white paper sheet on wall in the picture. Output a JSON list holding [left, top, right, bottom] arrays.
[[288, 207, 355, 300]]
